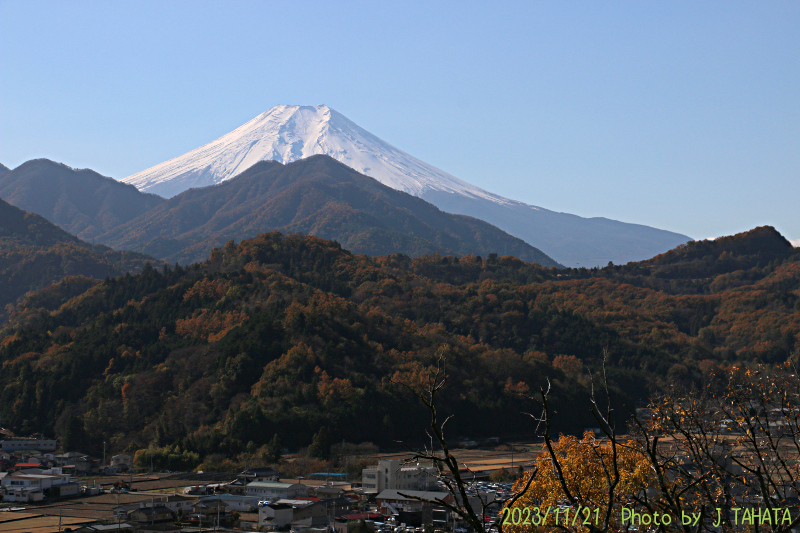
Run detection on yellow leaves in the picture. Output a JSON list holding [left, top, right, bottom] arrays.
[[253, 342, 318, 397], [0, 334, 20, 348], [183, 278, 230, 301], [478, 278, 497, 296], [284, 300, 307, 330], [2, 351, 39, 369], [102, 357, 116, 378], [391, 360, 436, 396], [524, 350, 549, 366], [175, 309, 248, 342], [553, 354, 583, 375], [45, 343, 62, 355], [506, 433, 654, 533], [504, 377, 530, 395], [243, 261, 275, 280], [316, 369, 360, 407]]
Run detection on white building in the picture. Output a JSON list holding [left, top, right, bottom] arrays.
[[0, 437, 57, 453], [245, 481, 307, 500], [362, 460, 438, 494], [258, 499, 328, 529], [0, 469, 75, 502]]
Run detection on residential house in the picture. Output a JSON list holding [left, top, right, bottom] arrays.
[[316, 483, 349, 499], [240, 466, 282, 482], [227, 466, 282, 493], [333, 512, 384, 533], [258, 501, 295, 529], [72, 524, 136, 532], [310, 495, 358, 518], [113, 495, 195, 522], [258, 499, 328, 529], [211, 493, 260, 511], [188, 497, 230, 527], [238, 511, 260, 530], [75, 455, 101, 474], [53, 451, 88, 467], [129, 505, 174, 524], [111, 454, 133, 472]]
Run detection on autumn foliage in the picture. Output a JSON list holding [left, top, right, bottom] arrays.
[[0, 228, 796, 463], [506, 433, 654, 533]]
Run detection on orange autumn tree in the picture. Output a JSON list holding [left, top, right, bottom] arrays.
[[504, 432, 655, 533]]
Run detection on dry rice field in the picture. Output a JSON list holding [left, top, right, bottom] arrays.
[[0, 513, 90, 532]]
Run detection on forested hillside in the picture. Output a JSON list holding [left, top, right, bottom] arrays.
[[0, 198, 159, 321], [0, 227, 797, 464], [0, 159, 165, 241], [95, 156, 560, 266]]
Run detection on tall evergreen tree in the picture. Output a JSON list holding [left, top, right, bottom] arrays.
[[308, 426, 332, 460]]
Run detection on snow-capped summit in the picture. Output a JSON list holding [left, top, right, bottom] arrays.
[[122, 104, 691, 266], [123, 104, 511, 204]]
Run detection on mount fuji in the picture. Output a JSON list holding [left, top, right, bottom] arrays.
[[122, 105, 690, 266]]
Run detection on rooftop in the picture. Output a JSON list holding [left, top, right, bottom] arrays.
[[376, 489, 452, 501], [247, 481, 301, 488], [273, 499, 316, 507]]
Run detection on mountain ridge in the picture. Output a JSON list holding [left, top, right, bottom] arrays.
[[0, 159, 165, 241], [101, 155, 561, 266], [0, 197, 159, 320], [646, 226, 794, 265], [120, 104, 691, 267]]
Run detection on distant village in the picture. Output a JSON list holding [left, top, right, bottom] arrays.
[[0, 436, 515, 533]]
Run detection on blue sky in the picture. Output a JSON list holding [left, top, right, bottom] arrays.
[[1, 1, 798, 244]]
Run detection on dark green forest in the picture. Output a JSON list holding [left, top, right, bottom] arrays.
[[0, 227, 798, 467], [0, 197, 157, 321]]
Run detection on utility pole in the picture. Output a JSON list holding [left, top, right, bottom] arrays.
[[216, 492, 221, 531]]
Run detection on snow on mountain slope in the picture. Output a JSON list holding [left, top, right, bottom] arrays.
[[122, 104, 691, 266], [123, 104, 514, 205]]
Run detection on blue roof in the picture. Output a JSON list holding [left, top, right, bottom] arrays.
[[309, 472, 348, 477]]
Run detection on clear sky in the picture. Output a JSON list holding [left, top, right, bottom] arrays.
[[1, 1, 798, 244]]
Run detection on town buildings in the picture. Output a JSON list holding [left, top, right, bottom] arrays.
[[362, 459, 438, 494], [0, 467, 77, 502]]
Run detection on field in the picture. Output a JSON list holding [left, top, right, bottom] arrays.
[[0, 512, 91, 532]]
